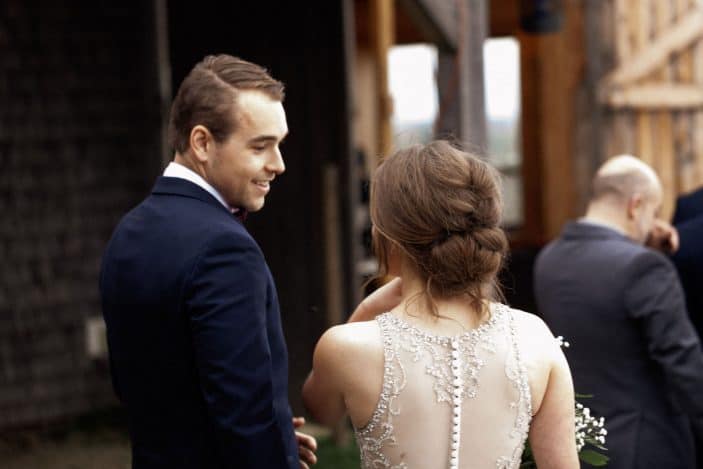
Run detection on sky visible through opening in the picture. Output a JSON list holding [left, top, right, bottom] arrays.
[[388, 39, 523, 226], [388, 39, 521, 125]]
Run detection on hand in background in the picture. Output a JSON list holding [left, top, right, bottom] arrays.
[[646, 219, 679, 254], [293, 416, 317, 468], [348, 276, 402, 323]]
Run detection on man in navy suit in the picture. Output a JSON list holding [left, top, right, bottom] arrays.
[[672, 187, 703, 337], [534, 155, 703, 469], [100, 55, 316, 468], [673, 187, 703, 225], [671, 187, 703, 467]]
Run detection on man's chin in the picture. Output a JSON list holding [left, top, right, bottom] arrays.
[[244, 199, 266, 213]]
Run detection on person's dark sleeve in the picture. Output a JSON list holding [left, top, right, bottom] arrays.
[[185, 232, 297, 468], [625, 250, 703, 442]]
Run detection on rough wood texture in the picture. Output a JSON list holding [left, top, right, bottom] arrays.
[[610, 0, 635, 157], [602, 0, 703, 217], [653, 0, 676, 219], [602, 6, 703, 87], [691, 0, 703, 192]]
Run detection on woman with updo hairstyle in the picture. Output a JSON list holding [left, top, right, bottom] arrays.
[[303, 141, 578, 469]]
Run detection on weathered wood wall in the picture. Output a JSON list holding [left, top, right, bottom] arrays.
[[0, 0, 161, 428], [598, 0, 703, 219]]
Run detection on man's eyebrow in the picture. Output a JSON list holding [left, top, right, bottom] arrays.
[[248, 134, 287, 144]]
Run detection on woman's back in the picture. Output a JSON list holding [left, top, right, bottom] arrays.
[[351, 303, 531, 469], [302, 142, 577, 468]]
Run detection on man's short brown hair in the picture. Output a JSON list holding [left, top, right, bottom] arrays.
[[167, 54, 285, 154]]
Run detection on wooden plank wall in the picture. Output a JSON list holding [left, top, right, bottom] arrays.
[[604, 0, 703, 220]]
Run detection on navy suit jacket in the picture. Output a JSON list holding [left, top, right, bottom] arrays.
[[534, 222, 703, 469], [673, 187, 703, 339], [100, 177, 298, 469], [673, 213, 703, 469], [673, 187, 703, 225]]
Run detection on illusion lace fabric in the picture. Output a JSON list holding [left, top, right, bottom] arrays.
[[354, 303, 532, 469]]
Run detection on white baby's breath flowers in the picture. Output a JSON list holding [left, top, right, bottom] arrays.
[[557, 335, 607, 453], [523, 336, 609, 467], [574, 403, 608, 451]]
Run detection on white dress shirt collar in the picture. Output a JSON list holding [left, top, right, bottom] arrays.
[[163, 162, 231, 212]]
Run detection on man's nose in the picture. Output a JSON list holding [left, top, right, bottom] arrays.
[[268, 148, 285, 175]]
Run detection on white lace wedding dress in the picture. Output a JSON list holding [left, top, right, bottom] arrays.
[[353, 303, 532, 469]]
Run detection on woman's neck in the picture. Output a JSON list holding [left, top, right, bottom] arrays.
[[392, 273, 489, 333]]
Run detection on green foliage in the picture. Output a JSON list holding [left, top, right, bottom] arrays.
[[314, 437, 360, 469], [579, 449, 610, 466]]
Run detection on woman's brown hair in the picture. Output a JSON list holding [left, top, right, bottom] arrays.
[[370, 140, 508, 316]]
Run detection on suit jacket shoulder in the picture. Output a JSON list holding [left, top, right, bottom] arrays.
[[673, 187, 703, 224]]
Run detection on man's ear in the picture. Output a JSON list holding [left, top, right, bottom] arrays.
[[627, 193, 643, 220], [189, 125, 213, 163]]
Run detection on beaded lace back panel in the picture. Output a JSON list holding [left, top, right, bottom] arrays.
[[354, 303, 532, 469]]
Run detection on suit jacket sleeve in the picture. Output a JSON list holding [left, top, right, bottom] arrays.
[[185, 232, 296, 468], [625, 250, 703, 441]]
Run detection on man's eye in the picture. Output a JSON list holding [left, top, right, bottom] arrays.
[[252, 146, 266, 151]]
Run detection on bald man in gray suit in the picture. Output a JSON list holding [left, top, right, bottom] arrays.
[[534, 156, 703, 469]]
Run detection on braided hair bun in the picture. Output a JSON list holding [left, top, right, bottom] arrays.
[[370, 140, 507, 314]]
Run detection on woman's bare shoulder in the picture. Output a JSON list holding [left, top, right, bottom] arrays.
[[314, 320, 384, 370]]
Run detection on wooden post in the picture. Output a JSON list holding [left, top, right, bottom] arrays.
[[634, 0, 655, 170], [574, 0, 605, 214], [462, 0, 488, 150], [674, 0, 695, 194], [436, 0, 487, 150], [536, 0, 581, 240], [653, 0, 676, 220], [611, 0, 635, 156], [690, 0, 703, 192], [371, 0, 395, 157]]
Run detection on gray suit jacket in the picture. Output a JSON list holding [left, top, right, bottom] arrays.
[[534, 221, 703, 469]]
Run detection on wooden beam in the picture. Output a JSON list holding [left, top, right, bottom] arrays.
[[606, 84, 703, 109], [653, 0, 675, 220], [395, 0, 430, 44], [672, 0, 694, 196], [675, 0, 695, 82], [654, 0, 674, 81], [371, 0, 395, 157], [538, 0, 582, 240], [609, 0, 635, 158], [435, 0, 487, 148], [637, 113, 655, 166], [614, 0, 630, 63], [489, 0, 519, 36], [693, 0, 703, 191], [573, 0, 606, 216], [397, 0, 457, 51], [601, 7, 703, 88]]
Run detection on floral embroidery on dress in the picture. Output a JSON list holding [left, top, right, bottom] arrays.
[[353, 303, 532, 469]]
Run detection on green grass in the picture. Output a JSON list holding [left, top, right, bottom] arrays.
[[315, 437, 360, 469], [0, 408, 362, 469]]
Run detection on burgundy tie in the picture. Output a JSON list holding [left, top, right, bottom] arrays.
[[233, 208, 247, 222]]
